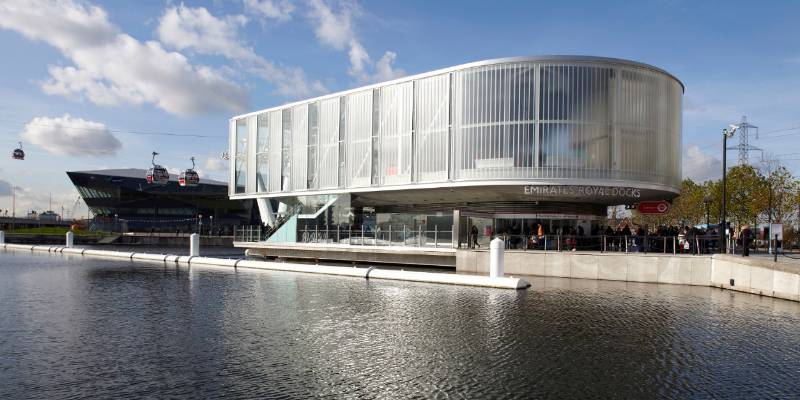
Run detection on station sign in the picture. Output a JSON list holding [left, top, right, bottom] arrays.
[[637, 200, 671, 214], [523, 185, 641, 199]]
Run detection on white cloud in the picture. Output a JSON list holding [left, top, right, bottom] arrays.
[[683, 145, 722, 182], [158, 4, 325, 98], [0, 0, 248, 116], [308, 0, 357, 50], [372, 51, 405, 82], [3, 187, 82, 216], [347, 39, 369, 77], [205, 156, 228, 172], [21, 114, 122, 157], [307, 0, 404, 83], [158, 5, 251, 60], [244, 0, 294, 22]]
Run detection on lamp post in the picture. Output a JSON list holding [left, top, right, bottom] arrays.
[[209, 215, 214, 236], [704, 196, 710, 228], [197, 214, 202, 235], [11, 184, 15, 232], [720, 125, 739, 253]]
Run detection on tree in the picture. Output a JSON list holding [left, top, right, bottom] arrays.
[[633, 178, 708, 227], [760, 165, 799, 225], [724, 164, 765, 229], [630, 161, 799, 236]]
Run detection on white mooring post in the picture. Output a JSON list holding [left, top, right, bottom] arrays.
[[65, 231, 74, 248], [190, 233, 200, 257], [0, 230, 5, 244], [490, 237, 505, 278]]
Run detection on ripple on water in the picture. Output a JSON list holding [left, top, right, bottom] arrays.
[[1, 250, 799, 399]]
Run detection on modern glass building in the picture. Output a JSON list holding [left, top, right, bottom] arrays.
[[68, 169, 256, 233], [229, 56, 683, 246]]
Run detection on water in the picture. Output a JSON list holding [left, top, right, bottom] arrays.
[[2, 249, 799, 399]]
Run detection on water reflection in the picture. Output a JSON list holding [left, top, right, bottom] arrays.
[[1, 250, 798, 398]]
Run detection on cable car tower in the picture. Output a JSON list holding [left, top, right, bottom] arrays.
[[726, 116, 760, 165], [146, 151, 170, 185]]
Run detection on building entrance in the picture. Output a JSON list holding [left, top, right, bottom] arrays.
[[463, 214, 602, 250]]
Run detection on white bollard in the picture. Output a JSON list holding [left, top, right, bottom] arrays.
[[190, 233, 200, 257], [490, 237, 504, 278], [65, 231, 74, 248], [0, 230, 4, 244]]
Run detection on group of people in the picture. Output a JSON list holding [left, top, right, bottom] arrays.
[[465, 221, 732, 253], [468, 222, 546, 250]]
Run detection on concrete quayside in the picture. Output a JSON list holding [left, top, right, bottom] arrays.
[[3, 231, 800, 300], [458, 249, 800, 302]]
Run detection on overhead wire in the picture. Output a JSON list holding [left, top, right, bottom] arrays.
[[0, 118, 222, 139]]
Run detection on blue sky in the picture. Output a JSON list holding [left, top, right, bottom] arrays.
[[1, 0, 799, 216]]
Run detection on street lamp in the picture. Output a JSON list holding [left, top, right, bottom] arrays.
[[703, 196, 710, 228], [11, 184, 15, 232], [197, 214, 203, 234], [209, 215, 214, 236], [720, 124, 740, 253]]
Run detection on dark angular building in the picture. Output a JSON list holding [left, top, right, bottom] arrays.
[[67, 168, 256, 233]]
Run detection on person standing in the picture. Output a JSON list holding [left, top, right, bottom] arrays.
[[741, 225, 753, 257], [469, 225, 480, 249], [537, 223, 545, 249]]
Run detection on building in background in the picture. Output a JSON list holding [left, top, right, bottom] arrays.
[[228, 56, 683, 247], [67, 168, 256, 234]]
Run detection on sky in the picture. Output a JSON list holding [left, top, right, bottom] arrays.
[[1, 0, 800, 217]]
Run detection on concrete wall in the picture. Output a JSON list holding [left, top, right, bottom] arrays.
[[710, 255, 800, 302], [457, 250, 800, 302]]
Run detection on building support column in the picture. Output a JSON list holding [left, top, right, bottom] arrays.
[[452, 209, 461, 249], [256, 198, 276, 227]]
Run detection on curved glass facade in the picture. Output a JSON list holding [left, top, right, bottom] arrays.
[[230, 57, 682, 199]]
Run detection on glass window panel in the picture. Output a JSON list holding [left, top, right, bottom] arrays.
[[371, 89, 381, 185], [291, 104, 308, 191], [268, 111, 282, 192], [344, 90, 372, 188], [338, 96, 347, 188], [234, 118, 247, 194], [319, 98, 340, 189], [452, 63, 536, 180], [308, 102, 319, 189], [414, 74, 449, 182], [378, 81, 413, 185], [281, 109, 292, 191], [256, 113, 269, 192]]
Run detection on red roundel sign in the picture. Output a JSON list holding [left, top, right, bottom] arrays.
[[638, 200, 671, 214]]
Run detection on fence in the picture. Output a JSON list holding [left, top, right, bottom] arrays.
[[299, 225, 453, 248], [235, 224, 454, 248], [234, 224, 800, 256], [234, 225, 262, 243], [465, 234, 722, 255]]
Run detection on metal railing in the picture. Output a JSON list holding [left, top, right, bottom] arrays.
[[298, 225, 453, 248], [465, 234, 723, 255], [234, 223, 455, 248], [234, 225, 262, 243], [234, 224, 800, 257]]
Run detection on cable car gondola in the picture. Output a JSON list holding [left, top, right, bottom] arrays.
[[12, 142, 24, 160], [146, 151, 169, 185], [179, 157, 200, 187]]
